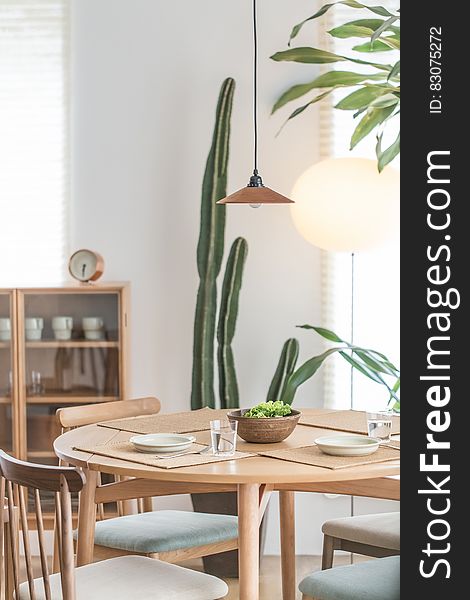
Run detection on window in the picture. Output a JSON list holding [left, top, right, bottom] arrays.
[[0, 0, 69, 284], [318, 1, 400, 411]]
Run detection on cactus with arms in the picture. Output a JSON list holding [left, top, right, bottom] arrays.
[[191, 78, 235, 409], [217, 237, 248, 409], [267, 338, 299, 403]]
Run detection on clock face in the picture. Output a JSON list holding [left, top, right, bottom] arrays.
[[68, 250, 104, 282]]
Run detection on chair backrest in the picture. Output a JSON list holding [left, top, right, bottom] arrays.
[[56, 397, 161, 430], [56, 397, 161, 518], [0, 450, 85, 600]]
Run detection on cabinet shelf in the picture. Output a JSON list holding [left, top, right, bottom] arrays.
[[26, 340, 119, 349], [1, 283, 128, 528], [27, 395, 119, 404]]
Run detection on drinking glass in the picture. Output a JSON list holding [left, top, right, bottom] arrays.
[[29, 370, 45, 396], [210, 420, 238, 457], [366, 410, 393, 442]]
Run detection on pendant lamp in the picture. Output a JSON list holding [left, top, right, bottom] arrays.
[[217, 0, 293, 206]]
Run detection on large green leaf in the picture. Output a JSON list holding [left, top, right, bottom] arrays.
[[271, 47, 346, 64], [297, 325, 345, 343], [289, 1, 394, 44], [380, 36, 400, 50], [272, 72, 386, 113], [338, 351, 384, 384], [282, 348, 341, 404], [376, 131, 400, 171], [353, 39, 396, 52], [340, 18, 399, 33], [369, 92, 399, 108], [271, 47, 391, 71], [277, 89, 336, 134], [328, 24, 374, 38], [388, 60, 400, 81], [335, 86, 390, 110], [353, 349, 397, 376], [350, 105, 395, 148]]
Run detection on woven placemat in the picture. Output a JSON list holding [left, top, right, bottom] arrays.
[[74, 441, 254, 470], [98, 407, 230, 434], [299, 410, 400, 435], [259, 444, 400, 470]]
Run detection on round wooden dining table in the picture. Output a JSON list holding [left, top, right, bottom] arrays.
[[54, 408, 400, 600]]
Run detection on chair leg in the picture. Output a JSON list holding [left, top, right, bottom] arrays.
[[321, 534, 335, 570], [5, 508, 18, 600]]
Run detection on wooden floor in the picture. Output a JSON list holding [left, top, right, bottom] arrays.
[[190, 554, 364, 600]]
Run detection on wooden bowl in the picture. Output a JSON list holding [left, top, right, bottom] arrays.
[[227, 409, 301, 443]]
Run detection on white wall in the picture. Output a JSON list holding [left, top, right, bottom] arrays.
[[70, 0, 397, 555]]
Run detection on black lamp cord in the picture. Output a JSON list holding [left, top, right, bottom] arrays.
[[253, 0, 259, 176]]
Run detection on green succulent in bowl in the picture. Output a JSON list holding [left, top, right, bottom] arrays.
[[244, 400, 292, 419]]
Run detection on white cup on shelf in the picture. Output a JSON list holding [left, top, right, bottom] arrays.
[[0, 318, 11, 341], [82, 317, 104, 340], [52, 316, 74, 340], [25, 317, 44, 341]]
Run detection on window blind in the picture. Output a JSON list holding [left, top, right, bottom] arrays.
[[0, 0, 69, 285], [318, 1, 400, 410]]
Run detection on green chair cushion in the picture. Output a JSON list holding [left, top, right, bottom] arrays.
[[86, 510, 238, 554], [299, 556, 400, 600]]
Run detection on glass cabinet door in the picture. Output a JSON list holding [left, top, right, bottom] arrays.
[[0, 291, 15, 454], [18, 289, 124, 461]]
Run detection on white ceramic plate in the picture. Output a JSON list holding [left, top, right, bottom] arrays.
[[130, 433, 196, 454], [315, 435, 380, 457]]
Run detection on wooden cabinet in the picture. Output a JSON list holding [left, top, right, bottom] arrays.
[[0, 283, 129, 462]]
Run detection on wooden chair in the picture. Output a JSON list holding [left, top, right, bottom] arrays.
[[321, 512, 400, 570], [57, 397, 162, 516], [55, 399, 238, 565], [299, 555, 400, 600], [1, 483, 17, 600], [0, 450, 228, 600]]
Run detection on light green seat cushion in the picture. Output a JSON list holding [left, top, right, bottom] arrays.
[[299, 556, 400, 600], [87, 510, 238, 554]]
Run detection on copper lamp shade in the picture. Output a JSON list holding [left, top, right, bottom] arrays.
[[217, 0, 294, 207], [217, 173, 294, 205]]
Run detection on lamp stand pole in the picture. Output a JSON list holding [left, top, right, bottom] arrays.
[[350, 251, 355, 562]]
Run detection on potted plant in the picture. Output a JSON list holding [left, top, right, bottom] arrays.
[[267, 326, 400, 412], [190, 77, 253, 578]]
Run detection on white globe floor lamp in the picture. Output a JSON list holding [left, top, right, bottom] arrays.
[[291, 157, 400, 528]]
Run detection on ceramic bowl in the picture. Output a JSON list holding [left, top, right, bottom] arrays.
[[130, 433, 196, 454], [227, 409, 301, 443], [315, 435, 380, 457]]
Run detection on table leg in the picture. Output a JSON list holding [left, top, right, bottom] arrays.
[[238, 483, 260, 600], [280, 490, 296, 600], [76, 469, 98, 566]]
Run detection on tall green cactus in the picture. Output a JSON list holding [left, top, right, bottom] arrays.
[[267, 338, 299, 403], [191, 78, 235, 410], [217, 237, 248, 409]]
